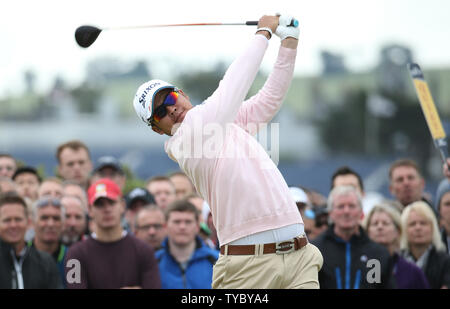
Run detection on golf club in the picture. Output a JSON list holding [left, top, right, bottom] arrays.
[[75, 19, 299, 48]]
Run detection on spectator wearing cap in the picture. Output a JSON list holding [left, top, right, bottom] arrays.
[[289, 186, 316, 240], [169, 171, 196, 200], [56, 140, 93, 190], [155, 200, 219, 289], [134, 205, 167, 250], [289, 186, 309, 215], [0, 153, 17, 179], [30, 196, 68, 287], [146, 176, 176, 211], [124, 187, 156, 232], [0, 193, 62, 289], [435, 179, 450, 254], [12, 166, 41, 205], [90, 156, 126, 190], [65, 178, 160, 289]]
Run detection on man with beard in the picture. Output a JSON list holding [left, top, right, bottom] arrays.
[[61, 195, 87, 246]]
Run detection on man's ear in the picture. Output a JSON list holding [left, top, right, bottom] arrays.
[[388, 183, 394, 196], [151, 125, 164, 135]]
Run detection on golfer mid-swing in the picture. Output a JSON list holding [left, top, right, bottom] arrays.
[[133, 14, 323, 288]]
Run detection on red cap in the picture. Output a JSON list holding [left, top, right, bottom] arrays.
[[87, 178, 122, 206]]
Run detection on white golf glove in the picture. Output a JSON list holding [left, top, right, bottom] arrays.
[[275, 15, 299, 40]]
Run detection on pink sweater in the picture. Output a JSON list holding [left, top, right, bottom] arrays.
[[165, 35, 303, 245]]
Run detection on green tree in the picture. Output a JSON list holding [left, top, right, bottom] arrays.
[[316, 89, 367, 154], [377, 91, 432, 176], [70, 82, 103, 114]]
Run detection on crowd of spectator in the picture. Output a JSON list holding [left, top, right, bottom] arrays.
[[1, 140, 450, 289]]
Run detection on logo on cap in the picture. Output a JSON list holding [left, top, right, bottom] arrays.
[[139, 82, 161, 108], [88, 178, 122, 206], [95, 183, 107, 198]]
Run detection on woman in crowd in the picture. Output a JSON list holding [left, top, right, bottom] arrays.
[[400, 201, 450, 289], [363, 203, 429, 289]]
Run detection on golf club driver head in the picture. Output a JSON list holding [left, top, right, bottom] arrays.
[[75, 25, 102, 48]]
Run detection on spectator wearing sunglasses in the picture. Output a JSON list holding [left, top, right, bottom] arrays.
[[30, 196, 68, 287], [133, 15, 323, 289], [90, 156, 126, 190], [134, 205, 167, 251], [124, 187, 156, 233]]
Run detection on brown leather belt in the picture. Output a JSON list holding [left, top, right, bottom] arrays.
[[220, 236, 308, 255]]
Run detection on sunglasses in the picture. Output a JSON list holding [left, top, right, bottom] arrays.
[[136, 223, 163, 231], [35, 196, 62, 209], [150, 90, 179, 125]]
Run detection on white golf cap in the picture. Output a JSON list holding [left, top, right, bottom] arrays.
[[133, 79, 176, 125], [289, 186, 309, 204], [202, 200, 211, 223]]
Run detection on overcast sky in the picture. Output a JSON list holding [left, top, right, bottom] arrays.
[[1, 0, 450, 98]]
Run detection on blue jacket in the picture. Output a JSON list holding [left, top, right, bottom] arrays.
[[155, 236, 219, 289]]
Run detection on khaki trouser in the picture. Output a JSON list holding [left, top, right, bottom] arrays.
[[212, 243, 323, 289]]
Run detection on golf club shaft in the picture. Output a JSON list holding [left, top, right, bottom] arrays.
[[103, 21, 258, 31]]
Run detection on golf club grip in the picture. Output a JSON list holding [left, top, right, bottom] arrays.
[[246, 19, 299, 27]]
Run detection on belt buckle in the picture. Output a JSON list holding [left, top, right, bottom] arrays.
[[275, 239, 295, 254]]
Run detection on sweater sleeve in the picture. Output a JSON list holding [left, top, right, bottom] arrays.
[[234, 45, 297, 135], [197, 34, 269, 127]]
